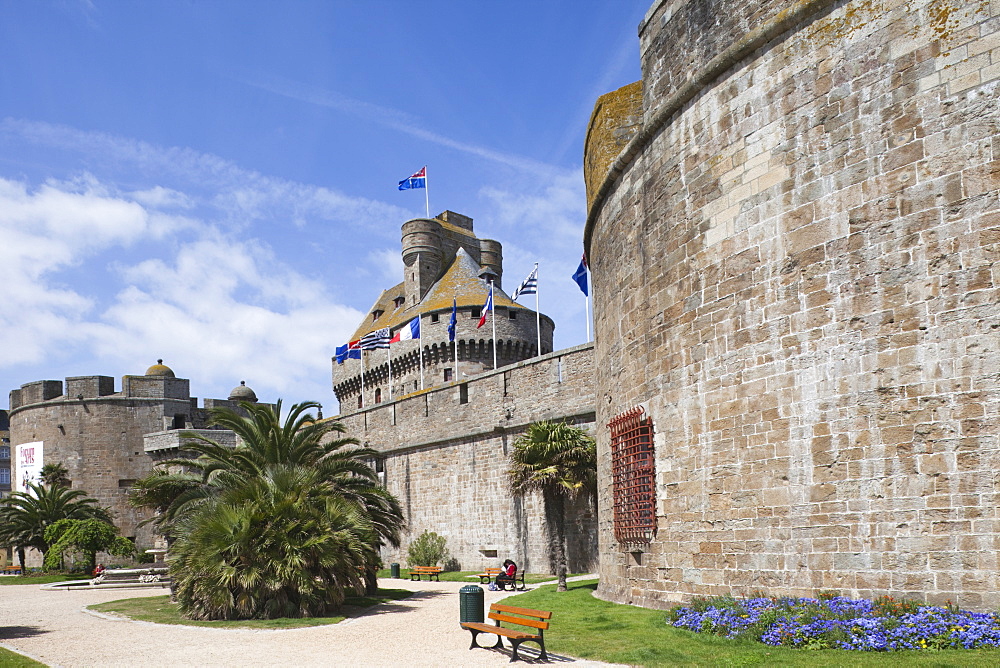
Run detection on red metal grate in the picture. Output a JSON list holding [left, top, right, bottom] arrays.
[[609, 406, 656, 546]]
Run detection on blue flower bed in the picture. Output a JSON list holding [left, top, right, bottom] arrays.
[[667, 593, 1000, 651]]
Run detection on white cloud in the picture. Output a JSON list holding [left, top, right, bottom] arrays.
[[479, 168, 591, 350], [367, 248, 404, 286], [0, 118, 414, 232], [243, 76, 562, 177], [0, 170, 365, 406]]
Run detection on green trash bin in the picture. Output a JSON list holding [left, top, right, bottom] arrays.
[[390, 562, 400, 579], [459, 584, 485, 623]]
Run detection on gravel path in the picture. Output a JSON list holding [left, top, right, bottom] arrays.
[[0, 578, 627, 667]]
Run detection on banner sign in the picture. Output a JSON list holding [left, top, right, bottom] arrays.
[[15, 441, 43, 494]]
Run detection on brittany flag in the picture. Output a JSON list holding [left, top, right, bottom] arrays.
[[398, 166, 427, 190], [390, 317, 420, 343]]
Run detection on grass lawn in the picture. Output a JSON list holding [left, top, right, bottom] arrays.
[[503, 580, 1000, 667], [89, 588, 412, 629], [0, 647, 46, 667], [0, 574, 89, 586]]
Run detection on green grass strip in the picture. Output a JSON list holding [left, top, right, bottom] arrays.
[[0, 646, 47, 667], [501, 580, 1000, 667], [0, 575, 89, 586], [89, 588, 412, 629]]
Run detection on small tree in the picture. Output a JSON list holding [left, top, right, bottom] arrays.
[[406, 530, 450, 567], [508, 421, 596, 592], [43, 519, 134, 572], [0, 482, 112, 572], [40, 463, 71, 488]]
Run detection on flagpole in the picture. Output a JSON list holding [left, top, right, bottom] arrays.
[[424, 165, 429, 218], [418, 315, 425, 391], [388, 344, 393, 402], [534, 262, 541, 357], [361, 352, 366, 408], [453, 295, 459, 382], [490, 281, 497, 370], [585, 292, 591, 342]]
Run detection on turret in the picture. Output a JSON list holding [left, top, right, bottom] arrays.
[[401, 218, 443, 306], [479, 239, 503, 290]]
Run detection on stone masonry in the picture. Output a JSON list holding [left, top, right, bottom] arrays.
[[586, 0, 1000, 609], [332, 343, 597, 574]]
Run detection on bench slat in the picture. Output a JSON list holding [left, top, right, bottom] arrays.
[[488, 612, 550, 630], [491, 604, 552, 619]]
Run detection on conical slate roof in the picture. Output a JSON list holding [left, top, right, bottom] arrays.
[[349, 248, 523, 341]]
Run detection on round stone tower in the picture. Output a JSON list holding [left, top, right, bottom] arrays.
[[7, 362, 194, 550], [586, 0, 1000, 610], [401, 218, 443, 307]]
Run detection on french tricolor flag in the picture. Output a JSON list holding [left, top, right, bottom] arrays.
[[477, 287, 493, 329], [390, 317, 420, 343]]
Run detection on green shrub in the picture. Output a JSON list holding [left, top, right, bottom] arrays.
[[406, 530, 450, 567]]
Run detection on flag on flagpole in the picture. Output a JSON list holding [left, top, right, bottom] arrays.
[[447, 298, 457, 342], [477, 284, 493, 329], [360, 327, 391, 349], [335, 340, 362, 364], [572, 254, 589, 296], [390, 317, 421, 343], [397, 166, 426, 191], [511, 266, 538, 301]]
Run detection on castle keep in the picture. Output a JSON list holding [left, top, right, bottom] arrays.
[[333, 211, 554, 410], [586, 0, 1000, 609], [332, 212, 597, 573]]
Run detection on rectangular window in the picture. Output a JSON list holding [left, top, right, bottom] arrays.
[[0, 446, 9, 459], [444, 368, 453, 382], [470, 308, 481, 319], [509, 311, 517, 320], [118, 479, 136, 489], [609, 407, 656, 546], [459, 383, 469, 404], [431, 313, 440, 323], [172, 414, 186, 429], [0, 468, 9, 484]]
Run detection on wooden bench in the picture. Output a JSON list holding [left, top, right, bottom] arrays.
[[477, 567, 501, 584], [495, 570, 526, 591], [1, 566, 21, 575], [409, 566, 442, 581], [461, 603, 551, 662]]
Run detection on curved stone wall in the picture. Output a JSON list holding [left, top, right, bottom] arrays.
[[587, 0, 1000, 609]]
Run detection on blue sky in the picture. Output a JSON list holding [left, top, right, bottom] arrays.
[[0, 0, 647, 412]]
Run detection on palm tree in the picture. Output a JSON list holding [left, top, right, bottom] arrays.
[[507, 421, 597, 592], [0, 482, 112, 572], [133, 400, 405, 619]]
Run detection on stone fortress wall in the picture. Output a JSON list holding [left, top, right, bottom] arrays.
[[8, 365, 260, 554], [333, 343, 597, 573], [586, 0, 1000, 609]]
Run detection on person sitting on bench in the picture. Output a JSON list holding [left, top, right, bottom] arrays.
[[495, 559, 517, 590]]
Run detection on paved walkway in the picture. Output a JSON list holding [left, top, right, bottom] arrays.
[[0, 577, 627, 667]]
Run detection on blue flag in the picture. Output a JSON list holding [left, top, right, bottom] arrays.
[[447, 298, 457, 342], [398, 166, 426, 191], [572, 254, 589, 296]]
